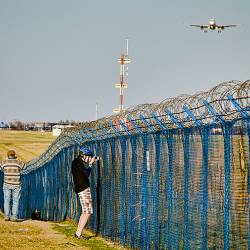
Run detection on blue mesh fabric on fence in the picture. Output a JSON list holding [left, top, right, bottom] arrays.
[[0, 80, 249, 249]]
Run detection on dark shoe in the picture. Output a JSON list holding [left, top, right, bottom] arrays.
[[74, 233, 86, 240]]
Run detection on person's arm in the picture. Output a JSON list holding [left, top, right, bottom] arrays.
[[84, 156, 96, 177], [0, 160, 6, 171], [84, 167, 92, 177], [19, 160, 27, 171], [22, 162, 27, 170]]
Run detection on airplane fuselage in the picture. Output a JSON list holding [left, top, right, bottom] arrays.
[[208, 19, 216, 29]]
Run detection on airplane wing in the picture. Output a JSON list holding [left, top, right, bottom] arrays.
[[217, 25, 237, 29], [223, 25, 237, 28], [190, 24, 209, 28]]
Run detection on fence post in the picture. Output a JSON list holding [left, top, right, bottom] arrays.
[[93, 142, 101, 235], [61, 149, 67, 221], [119, 138, 127, 244], [140, 135, 149, 249], [201, 126, 209, 250], [153, 133, 160, 249], [183, 129, 190, 250], [67, 146, 75, 220], [166, 132, 173, 249], [110, 139, 116, 240], [130, 136, 137, 248], [223, 123, 232, 250], [101, 141, 108, 237]]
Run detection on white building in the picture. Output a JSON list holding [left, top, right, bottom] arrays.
[[52, 125, 73, 137]]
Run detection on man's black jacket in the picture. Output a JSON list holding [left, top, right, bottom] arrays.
[[71, 156, 91, 193]]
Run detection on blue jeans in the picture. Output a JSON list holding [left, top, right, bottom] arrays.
[[3, 183, 21, 219]]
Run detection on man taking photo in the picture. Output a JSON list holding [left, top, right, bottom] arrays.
[[71, 147, 96, 239]]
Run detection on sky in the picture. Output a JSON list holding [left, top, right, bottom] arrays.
[[0, 0, 249, 122]]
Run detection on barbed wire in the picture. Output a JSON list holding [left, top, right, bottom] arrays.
[[25, 79, 249, 172]]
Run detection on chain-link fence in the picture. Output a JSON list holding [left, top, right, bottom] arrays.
[[0, 79, 249, 249]]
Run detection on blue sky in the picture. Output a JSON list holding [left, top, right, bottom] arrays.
[[0, 0, 249, 122]]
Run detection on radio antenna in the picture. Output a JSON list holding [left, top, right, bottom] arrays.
[[113, 39, 131, 114], [126, 38, 129, 55]]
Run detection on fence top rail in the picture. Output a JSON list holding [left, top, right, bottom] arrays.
[[24, 79, 249, 172]]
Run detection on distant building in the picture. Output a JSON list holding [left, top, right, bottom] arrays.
[[33, 122, 53, 132], [52, 124, 74, 137], [34, 122, 45, 132]]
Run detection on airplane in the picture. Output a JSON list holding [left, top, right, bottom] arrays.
[[190, 19, 237, 32]]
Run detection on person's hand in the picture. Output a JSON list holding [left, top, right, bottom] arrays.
[[89, 156, 96, 166]]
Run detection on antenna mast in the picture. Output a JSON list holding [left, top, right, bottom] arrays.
[[113, 39, 131, 113], [95, 102, 98, 120]]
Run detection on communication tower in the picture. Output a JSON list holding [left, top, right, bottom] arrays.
[[113, 39, 131, 113]]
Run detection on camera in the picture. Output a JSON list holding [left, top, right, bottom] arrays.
[[94, 156, 101, 161]]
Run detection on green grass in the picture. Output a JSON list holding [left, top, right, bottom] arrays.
[[0, 130, 55, 162], [53, 220, 128, 250]]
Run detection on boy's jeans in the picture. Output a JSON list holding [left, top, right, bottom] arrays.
[[3, 183, 21, 219]]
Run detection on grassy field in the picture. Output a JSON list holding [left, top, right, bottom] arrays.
[[0, 130, 128, 249], [0, 130, 55, 163]]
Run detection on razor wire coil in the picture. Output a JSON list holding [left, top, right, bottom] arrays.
[[25, 79, 249, 172]]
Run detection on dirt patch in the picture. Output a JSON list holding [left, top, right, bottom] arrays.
[[0, 217, 89, 250]]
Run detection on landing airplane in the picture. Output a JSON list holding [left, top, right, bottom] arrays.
[[190, 19, 237, 32]]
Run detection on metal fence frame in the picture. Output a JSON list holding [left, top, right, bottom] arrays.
[[0, 80, 249, 249]]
